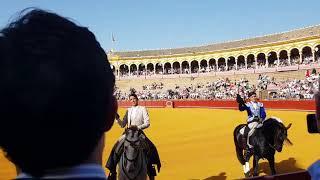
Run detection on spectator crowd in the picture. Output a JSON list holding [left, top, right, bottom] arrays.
[[115, 69, 319, 101]]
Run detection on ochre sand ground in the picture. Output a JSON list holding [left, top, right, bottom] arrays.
[[1, 108, 320, 179]]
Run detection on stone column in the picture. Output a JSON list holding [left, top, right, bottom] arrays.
[[254, 56, 257, 69], [235, 59, 238, 70], [288, 52, 291, 65], [171, 64, 173, 74], [314, 48, 317, 62], [276, 52, 280, 67], [245, 57, 248, 69], [162, 65, 165, 74], [299, 50, 302, 64], [216, 61, 219, 71], [225, 58, 228, 71]]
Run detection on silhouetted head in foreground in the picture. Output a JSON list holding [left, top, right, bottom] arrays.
[[0, 9, 117, 177]]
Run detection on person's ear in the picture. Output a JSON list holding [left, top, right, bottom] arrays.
[[105, 96, 118, 132]]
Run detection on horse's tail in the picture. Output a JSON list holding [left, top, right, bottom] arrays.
[[233, 124, 246, 165]]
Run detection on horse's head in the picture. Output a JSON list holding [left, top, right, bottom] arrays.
[[122, 127, 148, 179], [273, 122, 292, 152]]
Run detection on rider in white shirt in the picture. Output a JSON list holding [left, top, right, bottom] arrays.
[[106, 93, 160, 179], [116, 94, 150, 130]]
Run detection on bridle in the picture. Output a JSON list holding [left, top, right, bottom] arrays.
[[269, 126, 286, 151], [121, 135, 144, 180]]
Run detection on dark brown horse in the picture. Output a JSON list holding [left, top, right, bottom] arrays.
[[233, 118, 292, 177]]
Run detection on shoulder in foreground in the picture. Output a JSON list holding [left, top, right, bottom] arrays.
[[258, 102, 264, 107], [309, 160, 320, 179]]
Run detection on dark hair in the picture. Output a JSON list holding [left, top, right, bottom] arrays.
[[129, 93, 138, 100], [0, 9, 115, 176], [248, 91, 257, 97]]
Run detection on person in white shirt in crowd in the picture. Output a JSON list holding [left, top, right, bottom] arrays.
[[106, 93, 161, 179]]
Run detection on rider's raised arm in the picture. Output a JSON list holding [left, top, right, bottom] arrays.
[[116, 110, 128, 128], [236, 94, 248, 111], [138, 107, 150, 130], [239, 103, 248, 111]]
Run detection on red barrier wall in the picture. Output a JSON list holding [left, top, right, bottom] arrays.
[[117, 100, 166, 108], [117, 100, 315, 111]]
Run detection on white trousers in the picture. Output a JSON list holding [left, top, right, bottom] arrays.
[[247, 121, 259, 148]]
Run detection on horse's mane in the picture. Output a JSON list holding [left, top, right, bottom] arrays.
[[263, 118, 285, 129], [261, 118, 287, 143]]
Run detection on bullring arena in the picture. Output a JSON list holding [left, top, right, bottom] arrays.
[[2, 26, 320, 179]]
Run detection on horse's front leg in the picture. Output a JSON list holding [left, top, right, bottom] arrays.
[[267, 155, 276, 175], [253, 155, 260, 177]]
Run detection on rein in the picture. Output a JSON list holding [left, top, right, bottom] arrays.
[[121, 154, 143, 180], [268, 143, 277, 150], [124, 148, 140, 162], [121, 136, 145, 180]]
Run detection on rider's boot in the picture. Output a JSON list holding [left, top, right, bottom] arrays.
[[243, 126, 251, 161], [244, 145, 252, 162]]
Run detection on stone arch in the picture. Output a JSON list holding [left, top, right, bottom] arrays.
[[217, 58, 226, 71], [290, 48, 300, 65], [302, 46, 312, 64], [138, 63, 146, 75], [267, 51, 277, 67], [279, 50, 289, 66], [200, 59, 208, 73], [146, 63, 154, 75], [247, 54, 255, 69], [208, 58, 216, 72], [181, 61, 190, 74], [237, 55, 245, 70], [164, 62, 171, 74], [257, 53, 266, 68], [130, 64, 138, 75], [119, 64, 129, 76], [227, 56, 236, 70], [172, 61, 180, 74], [155, 63, 163, 74], [191, 60, 199, 73]]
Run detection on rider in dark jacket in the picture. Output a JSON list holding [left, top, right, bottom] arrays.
[[236, 92, 266, 158]]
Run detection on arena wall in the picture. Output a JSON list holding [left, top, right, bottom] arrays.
[[118, 100, 315, 111]]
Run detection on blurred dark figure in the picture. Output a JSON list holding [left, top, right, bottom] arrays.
[[308, 91, 320, 179], [0, 9, 117, 179]]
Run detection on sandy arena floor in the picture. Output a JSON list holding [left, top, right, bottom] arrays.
[[1, 108, 319, 179]]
